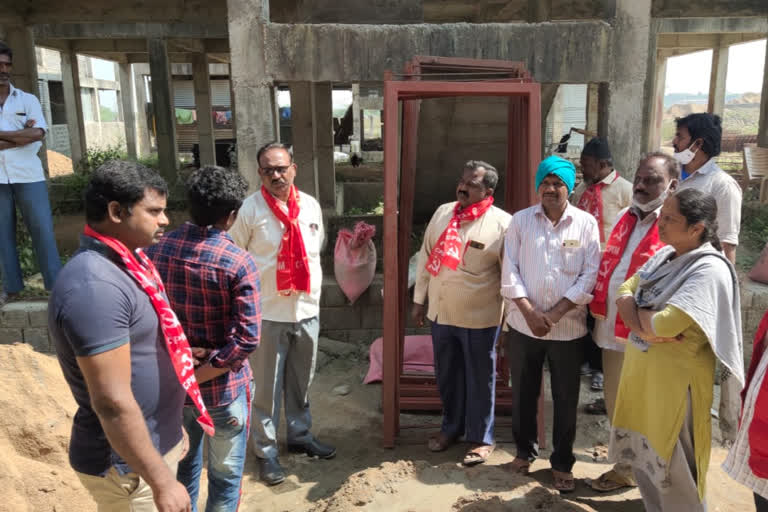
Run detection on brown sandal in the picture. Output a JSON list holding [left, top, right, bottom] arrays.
[[505, 457, 531, 475], [427, 433, 456, 452], [462, 444, 495, 466], [590, 469, 636, 492], [552, 469, 576, 493]]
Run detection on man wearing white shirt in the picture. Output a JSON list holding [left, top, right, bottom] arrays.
[[0, 42, 61, 305], [672, 112, 742, 442], [588, 152, 679, 492], [501, 155, 600, 492], [229, 142, 333, 486]]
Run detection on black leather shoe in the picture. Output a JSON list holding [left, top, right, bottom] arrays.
[[258, 457, 285, 486], [288, 438, 337, 459]]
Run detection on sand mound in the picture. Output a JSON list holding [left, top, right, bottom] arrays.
[[308, 459, 595, 512], [46, 150, 73, 177], [0, 344, 95, 512]]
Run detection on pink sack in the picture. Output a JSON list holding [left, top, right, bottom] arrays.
[[334, 221, 377, 303]]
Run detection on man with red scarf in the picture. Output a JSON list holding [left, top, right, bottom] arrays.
[[588, 152, 679, 492], [572, 137, 633, 394], [229, 142, 331, 486], [49, 161, 194, 512], [412, 160, 511, 466]]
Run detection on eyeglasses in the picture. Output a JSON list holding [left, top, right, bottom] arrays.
[[259, 166, 292, 176]]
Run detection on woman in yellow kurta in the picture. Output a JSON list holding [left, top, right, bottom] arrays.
[[608, 189, 744, 512]]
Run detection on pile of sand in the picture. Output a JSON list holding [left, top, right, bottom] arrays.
[[0, 344, 94, 512], [307, 459, 595, 512], [46, 150, 73, 177]]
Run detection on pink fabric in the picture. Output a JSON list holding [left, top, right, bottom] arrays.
[[364, 335, 434, 384], [334, 222, 377, 304]]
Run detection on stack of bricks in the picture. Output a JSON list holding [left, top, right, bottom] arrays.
[[0, 301, 52, 353]]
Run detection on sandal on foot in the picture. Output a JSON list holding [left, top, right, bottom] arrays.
[[427, 433, 456, 452], [462, 444, 495, 466], [585, 398, 607, 415], [552, 469, 576, 493], [590, 469, 636, 492], [505, 457, 531, 475]]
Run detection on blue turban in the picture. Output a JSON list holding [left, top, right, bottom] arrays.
[[535, 155, 576, 195]]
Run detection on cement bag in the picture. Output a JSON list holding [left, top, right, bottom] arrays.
[[334, 221, 377, 304]]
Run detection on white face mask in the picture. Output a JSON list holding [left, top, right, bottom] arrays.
[[632, 182, 671, 213], [673, 142, 699, 166]]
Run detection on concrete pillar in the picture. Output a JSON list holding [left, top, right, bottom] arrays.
[[707, 44, 729, 118], [118, 62, 138, 159], [289, 81, 318, 197], [5, 26, 48, 173], [314, 82, 335, 209], [60, 45, 87, 167], [647, 52, 668, 151], [758, 39, 768, 149], [227, 0, 275, 188], [132, 65, 151, 157], [192, 53, 216, 166], [597, 82, 610, 137], [351, 83, 361, 147], [147, 38, 178, 182], [586, 83, 599, 135], [607, 0, 651, 177]]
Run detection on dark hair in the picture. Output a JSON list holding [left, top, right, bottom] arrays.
[[581, 137, 613, 168], [464, 160, 499, 190], [675, 113, 722, 157], [85, 160, 168, 223], [0, 42, 12, 62], [187, 165, 249, 226], [673, 188, 721, 251], [256, 142, 292, 167], [642, 151, 681, 180]]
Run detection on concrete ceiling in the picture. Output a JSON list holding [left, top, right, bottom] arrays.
[[3, 0, 766, 25]]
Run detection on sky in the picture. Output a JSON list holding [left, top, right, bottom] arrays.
[[665, 39, 766, 95]]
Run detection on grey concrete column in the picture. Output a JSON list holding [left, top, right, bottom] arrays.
[[148, 38, 178, 183], [758, 39, 768, 149], [118, 62, 138, 160], [647, 53, 668, 152], [707, 44, 729, 118], [527, 0, 550, 22], [351, 83, 361, 146], [192, 53, 216, 166], [132, 64, 151, 157], [586, 83, 599, 135], [60, 45, 87, 167], [289, 81, 318, 197], [608, 0, 651, 177], [314, 82, 335, 209], [227, 0, 275, 188], [5, 26, 48, 173]]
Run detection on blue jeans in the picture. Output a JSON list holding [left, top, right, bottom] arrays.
[[0, 181, 61, 293], [178, 382, 253, 512]]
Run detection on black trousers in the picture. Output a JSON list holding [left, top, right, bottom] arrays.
[[506, 328, 583, 473], [756, 493, 768, 512], [583, 314, 602, 372]]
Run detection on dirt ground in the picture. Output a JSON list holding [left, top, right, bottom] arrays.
[[0, 342, 756, 512]]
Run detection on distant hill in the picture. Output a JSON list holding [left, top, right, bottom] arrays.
[[661, 92, 761, 140], [663, 91, 757, 109], [727, 92, 761, 105]]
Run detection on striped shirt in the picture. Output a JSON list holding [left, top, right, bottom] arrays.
[[501, 202, 601, 341], [723, 329, 768, 500]]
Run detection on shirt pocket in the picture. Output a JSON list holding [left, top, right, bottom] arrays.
[[461, 239, 495, 276], [12, 112, 27, 130], [560, 247, 584, 276]]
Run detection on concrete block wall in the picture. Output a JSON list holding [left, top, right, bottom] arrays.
[[0, 302, 53, 353], [741, 278, 768, 368]]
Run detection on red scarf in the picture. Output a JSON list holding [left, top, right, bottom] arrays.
[[590, 209, 664, 340], [745, 310, 768, 477], [577, 172, 618, 243], [261, 185, 311, 294], [83, 225, 215, 436], [425, 196, 494, 277]]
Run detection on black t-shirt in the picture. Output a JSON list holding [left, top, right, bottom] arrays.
[[49, 235, 185, 476]]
